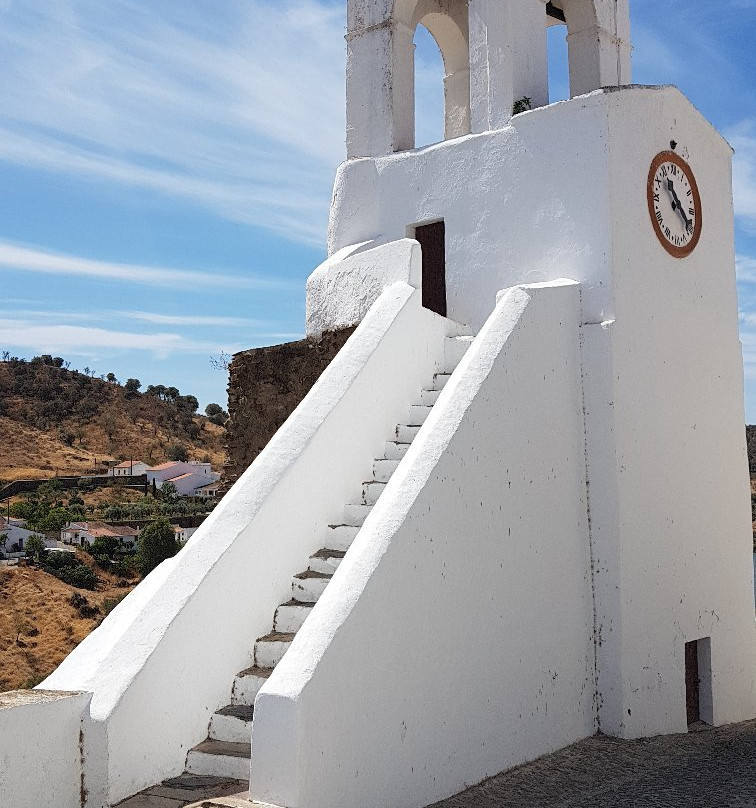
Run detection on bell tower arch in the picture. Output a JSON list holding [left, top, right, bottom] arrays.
[[346, 0, 631, 159]]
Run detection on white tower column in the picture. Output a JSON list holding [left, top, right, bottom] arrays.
[[563, 0, 632, 97], [346, 19, 415, 158], [469, 0, 548, 134]]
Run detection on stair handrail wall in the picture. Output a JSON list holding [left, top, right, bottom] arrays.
[[251, 280, 597, 808], [40, 281, 451, 806]]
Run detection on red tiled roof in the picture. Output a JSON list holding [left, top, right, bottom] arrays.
[[165, 472, 195, 482]]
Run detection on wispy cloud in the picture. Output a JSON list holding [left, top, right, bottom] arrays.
[[728, 122, 756, 231], [117, 311, 273, 328], [0, 240, 295, 291], [0, 0, 347, 244], [0, 318, 240, 361]]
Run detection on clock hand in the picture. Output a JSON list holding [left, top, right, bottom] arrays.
[[667, 178, 692, 230]]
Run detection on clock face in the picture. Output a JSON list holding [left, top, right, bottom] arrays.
[[647, 151, 702, 258]]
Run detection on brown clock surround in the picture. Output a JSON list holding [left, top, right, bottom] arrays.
[[647, 150, 703, 259]]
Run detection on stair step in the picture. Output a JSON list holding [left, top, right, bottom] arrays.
[[274, 600, 314, 632], [254, 632, 295, 668], [292, 570, 332, 603], [343, 503, 373, 526], [395, 424, 421, 443], [384, 441, 410, 460], [432, 373, 452, 390], [444, 335, 473, 370], [186, 739, 250, 781], [407, 404, 433, 425], [325, 524, 359, 551], [308, 549, 346, 576], [361, 480, 387, 505], [418, 389, 441, 406], [209, 704, 254, 744], [373, 458, 400, 482], [231, 665, 272, 707]]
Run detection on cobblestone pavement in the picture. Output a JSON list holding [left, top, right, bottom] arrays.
[[430, 720, 756, 808]]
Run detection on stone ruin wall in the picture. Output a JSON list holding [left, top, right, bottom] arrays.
[[224, 329, 355, 487]]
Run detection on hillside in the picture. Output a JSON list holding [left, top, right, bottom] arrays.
[[0, 356, 226, 481], [0, 555, 136, 691]]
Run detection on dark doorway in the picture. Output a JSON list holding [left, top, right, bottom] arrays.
[[685, 640, 700, 724], [415, 220, 447, 317]]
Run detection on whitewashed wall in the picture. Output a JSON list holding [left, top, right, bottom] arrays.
[[0, 690, 91, 808], [251, 280, 595, 808], [583, 88, 756, 737], [41, 283, 451, 806]]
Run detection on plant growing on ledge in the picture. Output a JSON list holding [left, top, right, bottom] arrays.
[[513, 96, 532, 115]]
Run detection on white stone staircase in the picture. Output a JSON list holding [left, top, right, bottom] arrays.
[[183, 332, 473, 781]]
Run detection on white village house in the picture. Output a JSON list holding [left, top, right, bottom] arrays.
[[0, 517, 38, 554], [147, 461, 221, 497], [2, 2, 755, 807], [108, 460, 151, 478], [61, 521, 140, 549]]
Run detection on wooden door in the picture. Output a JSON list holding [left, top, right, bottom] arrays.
[[415, 221, 447, 317], [685, 640, 700, 724]]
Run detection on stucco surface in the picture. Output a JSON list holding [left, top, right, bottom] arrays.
[[0, 689, 91, 808], [251, 280, 595, 808], [41, 283, 451, 805]]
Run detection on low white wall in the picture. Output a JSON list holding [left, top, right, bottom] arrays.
[[251, 280, 595, 808], [306, 238, 422, 337], [42, 283, 451, 806], [0, 690, 91, 808]]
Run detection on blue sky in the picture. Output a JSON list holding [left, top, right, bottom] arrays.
[[0, 1, 755, 417]]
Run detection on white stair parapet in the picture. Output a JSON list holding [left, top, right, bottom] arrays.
[[251, 281, 592, 808], [38, 282, 452, 805]]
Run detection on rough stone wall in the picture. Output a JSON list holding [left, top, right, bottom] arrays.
[[224, 329, 355, 486]]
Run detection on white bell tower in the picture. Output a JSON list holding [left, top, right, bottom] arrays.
[[306, 0, 755, 744]]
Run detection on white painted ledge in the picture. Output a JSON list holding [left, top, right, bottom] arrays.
[[251, 279, 595, 808], [306, 238, 421, 337], [0, 690, 91, 808], [41, 282, 452, 806]]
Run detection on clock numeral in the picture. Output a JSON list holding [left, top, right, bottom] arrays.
[[656, 211, 663, 223], [665, 226, 671, 239], [653, 193, 660, 202], [661, 166, 668, 177], [671, 164, 678, 176], [688, 208, 695, 217], [687, 189, 693, 197]]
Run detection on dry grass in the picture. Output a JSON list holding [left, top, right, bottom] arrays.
[[0, 414, 226, 484], [0, 554, 137, 692], [0, 416, 109, 482]]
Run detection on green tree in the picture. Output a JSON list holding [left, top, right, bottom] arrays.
[[159, 481, 178, 501], [89, 534, 120, 558], [136, 517, 180, 576], [124, 378, 141, 395], [205, 403, 223, 418], [167, 443, 188, 462], [25, 534, 46, 561], [106, 372, 118, 384]]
